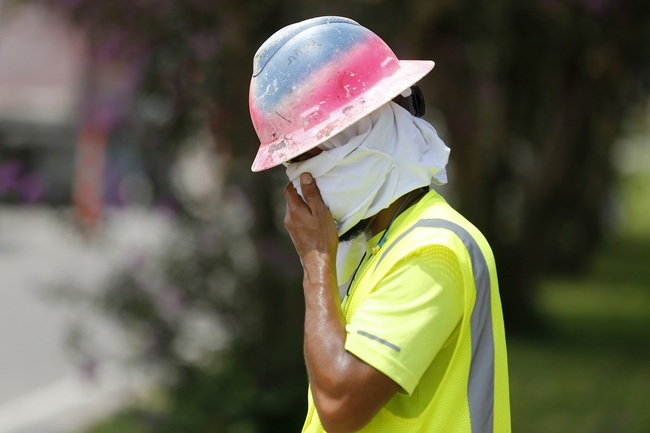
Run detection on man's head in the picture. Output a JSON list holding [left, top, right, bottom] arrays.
[[248, 16, 435, 172], [250, 17, 450, 241]]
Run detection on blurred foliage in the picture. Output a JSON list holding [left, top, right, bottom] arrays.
[[508, 164, 650, 433], [7, 0, 650, 431]]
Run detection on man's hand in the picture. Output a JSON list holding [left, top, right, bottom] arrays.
[[283, 172, 338, 264]]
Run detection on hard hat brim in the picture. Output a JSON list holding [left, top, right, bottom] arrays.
[[251, 59, 435, 172]]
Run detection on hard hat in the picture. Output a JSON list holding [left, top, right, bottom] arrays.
[[249, 16, 435, 172]]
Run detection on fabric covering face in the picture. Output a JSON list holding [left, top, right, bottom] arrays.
[[286, 101, 450, 237]]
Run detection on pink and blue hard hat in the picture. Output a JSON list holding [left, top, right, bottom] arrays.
[[249, 16, 435, 172]]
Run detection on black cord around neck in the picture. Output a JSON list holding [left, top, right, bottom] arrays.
[[345, 190, 417, 296]]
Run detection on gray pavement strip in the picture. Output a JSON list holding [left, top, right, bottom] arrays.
[[0, 206, 173, 433]]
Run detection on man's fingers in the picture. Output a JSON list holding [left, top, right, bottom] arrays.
[[284, 181, 309, 218], [284, 181, 308, 206], [284, 181, 299, 201]]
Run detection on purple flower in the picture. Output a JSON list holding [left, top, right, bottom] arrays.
[[79, 356, 99, 381], [0, 162, 22, 193], [19, 172, 46, 203], [156, 287, 187, 321]]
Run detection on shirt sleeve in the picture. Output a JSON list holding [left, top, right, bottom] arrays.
[[344, 243, 465, 395]]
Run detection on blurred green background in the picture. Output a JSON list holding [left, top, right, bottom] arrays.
[[0, 0, 649, 432]]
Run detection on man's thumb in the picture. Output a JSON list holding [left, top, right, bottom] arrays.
[[300, 172, 319, 199], [300, 172, 313, 185]]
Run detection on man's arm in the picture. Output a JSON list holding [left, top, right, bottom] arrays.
[[284, 173, 400, 433]]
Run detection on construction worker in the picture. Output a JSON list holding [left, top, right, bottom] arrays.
[[249, 16, 511, 433]]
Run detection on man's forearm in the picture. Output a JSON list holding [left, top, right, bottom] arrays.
[[302, 251, 347, 392], [302, 251, 360, 432], [301, 251, 398, 433]]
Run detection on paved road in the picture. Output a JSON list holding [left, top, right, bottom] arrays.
[[0, 206, 173, 433]]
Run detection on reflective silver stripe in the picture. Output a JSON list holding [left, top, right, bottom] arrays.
[[357, 330, 401, 352], [376, 218, 495, 433]]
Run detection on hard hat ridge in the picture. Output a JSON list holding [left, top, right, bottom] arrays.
[[252, 16, 359, 78]]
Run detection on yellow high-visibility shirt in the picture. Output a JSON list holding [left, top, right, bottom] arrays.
[[302, 191, 511, 433]]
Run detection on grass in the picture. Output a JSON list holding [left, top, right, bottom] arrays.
[[509, 274, 650, 432], [509, 169, 650, 433]]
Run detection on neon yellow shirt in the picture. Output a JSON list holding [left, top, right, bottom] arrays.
[[302, 191, 511, 433]]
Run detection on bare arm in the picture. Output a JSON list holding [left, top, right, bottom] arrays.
[[283, 173, 399, 433]]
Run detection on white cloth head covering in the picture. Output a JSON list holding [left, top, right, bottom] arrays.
[[287, 101, 449, 233], [285, 101, 450, 296]]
